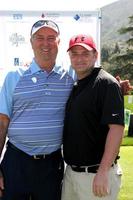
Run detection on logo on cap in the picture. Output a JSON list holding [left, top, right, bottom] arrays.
[[31, 20, 60, 36], [67, 34, 97, 52]]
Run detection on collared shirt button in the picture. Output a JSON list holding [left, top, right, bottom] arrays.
[[44, 84, 48, 88], [45, 92, 51, 95]]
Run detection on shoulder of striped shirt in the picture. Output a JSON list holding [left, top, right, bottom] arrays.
[[6, 66, 28, 77]]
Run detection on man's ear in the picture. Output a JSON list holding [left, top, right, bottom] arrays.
[[58, 37, 60, 45], [95, 51, 98, 59], [30, 37, 32, 44], [30, 37, 33, 49]]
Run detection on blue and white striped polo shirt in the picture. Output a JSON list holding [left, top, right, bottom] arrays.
[[0, 59, 74, 155]]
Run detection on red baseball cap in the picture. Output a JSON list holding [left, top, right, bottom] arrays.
[[67, 34, 97, 52]]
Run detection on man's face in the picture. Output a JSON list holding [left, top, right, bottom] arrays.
[[31, 27, 60, 63], [69, 45, 98, 77]]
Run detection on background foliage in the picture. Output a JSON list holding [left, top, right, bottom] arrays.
[[101, 15, 133, 84], [101, 0, 133, 84]]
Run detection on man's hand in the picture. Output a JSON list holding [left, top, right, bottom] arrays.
[[92, 170, 110, 197], [116, 76, 133, 95], [0, 172, 4, 197]]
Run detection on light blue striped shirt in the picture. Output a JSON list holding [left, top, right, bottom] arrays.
[[0, 59, 74, 155]]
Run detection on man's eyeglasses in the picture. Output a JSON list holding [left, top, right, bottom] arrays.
[[31, 20, 60, 36]]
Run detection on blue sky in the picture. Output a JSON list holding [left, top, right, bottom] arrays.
[[1, 0, 118, 10]]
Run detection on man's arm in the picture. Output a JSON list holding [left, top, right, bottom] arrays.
[[0, 114, 10, 197], [92, 124, 124, 197]]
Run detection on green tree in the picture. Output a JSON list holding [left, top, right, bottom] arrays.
[[110, 15, 133, 82], [113, 42, 120, 54], [101, 46, 110, 62]]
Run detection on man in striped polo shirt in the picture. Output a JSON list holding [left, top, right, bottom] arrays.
[[0, 20, 73, 200]]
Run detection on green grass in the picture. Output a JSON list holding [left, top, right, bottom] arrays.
[[122, 136, 133, 146], [122, 126, 133, 146], [124, 95, 133, 113], [118, 146, 133, 200], [116, 95, 133, 199]]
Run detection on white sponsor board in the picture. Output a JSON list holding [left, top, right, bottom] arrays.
[[0, 10, 101, 87]]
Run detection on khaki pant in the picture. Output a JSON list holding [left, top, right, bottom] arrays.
[[61, 164, 122, 200]]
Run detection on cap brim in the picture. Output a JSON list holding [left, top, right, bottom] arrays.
[[67, 43, 94, 52], [31, 25, 58, 36]]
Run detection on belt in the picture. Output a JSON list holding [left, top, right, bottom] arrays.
[[70, 164, 99, 173], [7, 141, 61, 160], [70, 162, 116, 173]]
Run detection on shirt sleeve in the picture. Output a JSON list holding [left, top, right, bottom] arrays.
[[100, 80, 124, 126], [0, 70, 21, 118]]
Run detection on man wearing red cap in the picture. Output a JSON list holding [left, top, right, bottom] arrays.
[[61, 34, 125, 200]]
